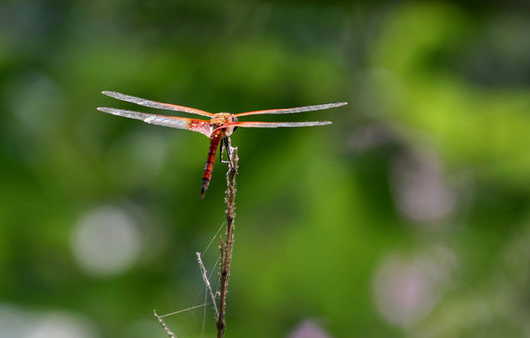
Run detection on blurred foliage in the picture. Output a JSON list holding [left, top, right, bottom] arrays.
[[1, 0, 530, 337]]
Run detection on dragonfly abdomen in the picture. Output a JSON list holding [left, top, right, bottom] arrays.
[[200, 131, 223, 198]]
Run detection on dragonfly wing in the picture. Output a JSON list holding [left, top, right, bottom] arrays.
[[97, 107, 212, 137], [102, 91, 214, 117], [235, 102, 347, 117], [217, 121, 332, 131]]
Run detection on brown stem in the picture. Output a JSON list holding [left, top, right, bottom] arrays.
[[217, 142, 238, 338]]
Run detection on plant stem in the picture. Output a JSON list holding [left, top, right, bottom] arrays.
[[196, 252, 219, 319], [217, 144, 238, 338], [154, 310, 178, 338]]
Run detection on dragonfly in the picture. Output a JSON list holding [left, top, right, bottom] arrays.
[[98, 91, 347, 198]]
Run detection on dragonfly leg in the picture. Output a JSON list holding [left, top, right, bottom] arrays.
[[219, 139, 224, 163], [220, 137, 232, 164]]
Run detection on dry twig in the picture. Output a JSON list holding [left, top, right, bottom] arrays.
[[154, 309, 178, 338], [196, 251, 220, 319], [217, 143, 238, 338]]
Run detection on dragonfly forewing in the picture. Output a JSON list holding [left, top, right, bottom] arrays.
[[101, 91, 214, 117], [235, 102, 347, 117]]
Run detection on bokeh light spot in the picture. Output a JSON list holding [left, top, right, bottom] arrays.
[[0, 305, 99, 338], [391, 149, 456, 223], [27, 311, 99, 338], [288, 320, 331, 338], [71, 206, 141, 277], [372, 247, 457, 327]]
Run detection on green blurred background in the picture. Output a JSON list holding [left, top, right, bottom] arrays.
[[1, 0, 530, 337]]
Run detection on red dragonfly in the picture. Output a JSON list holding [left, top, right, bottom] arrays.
[[98, 91, 347, 198]]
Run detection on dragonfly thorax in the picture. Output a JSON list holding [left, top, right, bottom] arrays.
[[210, 113, 238, 136]]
